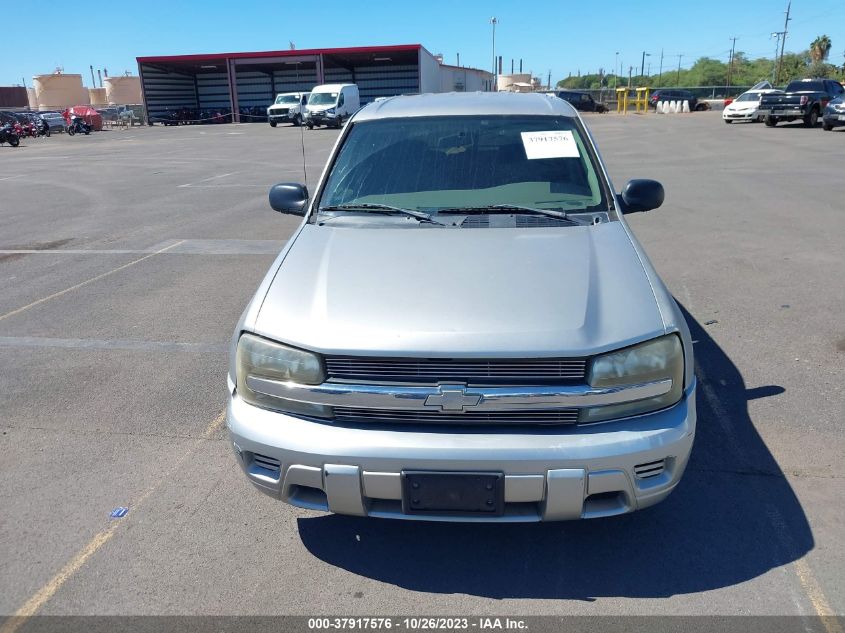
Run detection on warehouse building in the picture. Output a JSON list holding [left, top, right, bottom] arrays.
[[136, 44, 493, 123]]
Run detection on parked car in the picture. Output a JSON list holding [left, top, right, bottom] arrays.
[[554, 90, 609, 113], [822, 96, 845, 131], [304, 84, 360, 129], [37, 111, 67, 132], [758, 78, 845, 127], [649, 89, 708, 111], [228, 92, 696, 522], [723, 88, 783, 123], [267, 92, 309, 127]]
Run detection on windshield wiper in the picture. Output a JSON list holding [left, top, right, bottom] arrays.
[[437, 204, 576, 222], [319, 203, 445, 225]]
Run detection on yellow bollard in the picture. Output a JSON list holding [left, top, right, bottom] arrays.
[[616, 88, 628, 114], [635, 87, 650, 113]]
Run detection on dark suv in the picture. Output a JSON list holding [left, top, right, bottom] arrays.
[[649, 89, 707, 111], [554, 91, 608, 113]]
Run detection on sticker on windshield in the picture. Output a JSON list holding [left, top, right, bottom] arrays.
[[520, 131, 580, 159]]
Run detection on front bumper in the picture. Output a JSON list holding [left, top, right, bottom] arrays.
[[305, 113, 337, 126], [268, 111, 294, 122], [823, 112, 845, 127], [227, 380, 696, 522], [723, 109, 759, 120]]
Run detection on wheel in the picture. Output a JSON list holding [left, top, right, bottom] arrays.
[[306, 122, 314, 129], [67, 125, 75, 136], [335, 116, 344, 129], [724, 119, 732, 124], [292, 114, 302, 127], [84, 127, 90, 135], [8, 135, 19, 147], [823, 122, 833, 131], [269, 121, 277, 128], [764, 116, 777, 127], [803, 108, 818, 127], [45, 127, 50, 137]]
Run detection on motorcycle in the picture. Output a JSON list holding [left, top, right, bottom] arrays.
[[0, 123, 20, 147], [66, 116, 91, 136], [35, 117, 51, 137], [18, 120, 37, 138]]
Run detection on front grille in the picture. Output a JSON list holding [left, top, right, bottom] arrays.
[[634, 459, 665, 479], [332, 407, 579, 426], [324, 356, 587, 384]]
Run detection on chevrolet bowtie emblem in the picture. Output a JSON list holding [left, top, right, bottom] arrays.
[[424, 385, 482, 412]]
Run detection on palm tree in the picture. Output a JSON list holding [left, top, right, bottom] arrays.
[[809, 35, 832, 63]]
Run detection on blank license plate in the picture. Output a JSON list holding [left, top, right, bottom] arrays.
[[402, 471, 504, 516]]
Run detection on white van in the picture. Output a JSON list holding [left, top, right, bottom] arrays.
[[267, 92, 309, 127], [304, 84, 360, 129]]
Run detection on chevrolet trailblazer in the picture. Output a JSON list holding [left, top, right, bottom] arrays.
[[227, 92, 696, 522]]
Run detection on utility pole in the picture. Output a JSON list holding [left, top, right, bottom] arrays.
[[490, 17, 498, 90], [727, 36, 738, 93], [676, 54, 683, 86], [627, 65, 633, 88], [776, 1, 791, 85], [640, 51, 650, 79], [547, 69, 552, 90], [658, 49, 664, 87]]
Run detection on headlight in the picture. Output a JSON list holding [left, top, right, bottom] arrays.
[[582, 334, 684, 424], [326, 108, 336, 115], [236, 333, 330, 417]]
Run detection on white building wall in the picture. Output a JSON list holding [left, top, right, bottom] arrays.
[[439, 66, 492, 92], [418, 48, 441, 94]]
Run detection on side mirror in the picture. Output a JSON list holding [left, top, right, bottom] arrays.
[[269, 183, 309, 216], [621, 179, 665, 214]]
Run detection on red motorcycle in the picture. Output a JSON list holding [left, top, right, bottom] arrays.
[[17, 121, 37, 139]]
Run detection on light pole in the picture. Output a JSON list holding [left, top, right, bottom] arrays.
[[658, 49, 664, 87], [490, 17, 498, 91], [614, 51, 619, 89]]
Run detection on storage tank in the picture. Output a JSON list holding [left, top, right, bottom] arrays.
[[89, 87, 108, 106], [496, 73, 532, 92], [105, 75, 142, 105], [33, 73, 89, 110]]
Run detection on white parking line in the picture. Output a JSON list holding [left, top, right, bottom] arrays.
[[0, 175, 25, 181], [177, 172, 238, 188]]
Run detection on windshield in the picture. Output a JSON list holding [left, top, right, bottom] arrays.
[[308, 92, 338, 106], [318, 115, 609, 217], [274, 94, 299, 105], [736, 93, 760, 102]]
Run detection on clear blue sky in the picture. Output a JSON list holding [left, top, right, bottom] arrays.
[[3, 0, 844, 86]]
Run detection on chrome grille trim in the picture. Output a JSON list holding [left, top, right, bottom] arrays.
[[333, 407, 579, 426], [324, 356, 587, 383]]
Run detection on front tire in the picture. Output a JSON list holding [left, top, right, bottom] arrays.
[[804, 108, 818, 127], [269, 121, 277, 128], [724, 119, 732, 124], [67, 125, 75, 136], [823, 122, 833, 131], [8, 135, 19, 147], [306, 122, 314, 129], [764, 115, 777, 127], [292, 114, 302, 127]]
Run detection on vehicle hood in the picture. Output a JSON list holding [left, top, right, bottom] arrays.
[[725, 101, 757, 112], [253, 222, 666, 356]]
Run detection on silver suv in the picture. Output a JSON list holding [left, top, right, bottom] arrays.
[[227, 92, 696, 522]]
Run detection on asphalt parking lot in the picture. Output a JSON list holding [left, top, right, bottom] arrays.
[[0, 112, 843, 622]]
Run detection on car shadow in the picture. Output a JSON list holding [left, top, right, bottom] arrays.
[[296, 303, 811, 599]]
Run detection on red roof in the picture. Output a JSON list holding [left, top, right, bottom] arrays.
[[137, 44, 422, 64]]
